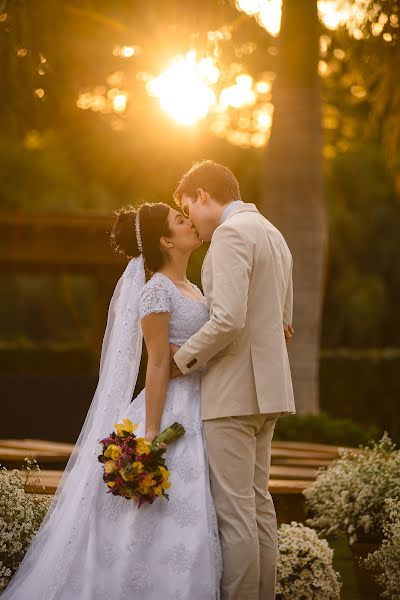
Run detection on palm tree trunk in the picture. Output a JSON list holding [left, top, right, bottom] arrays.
[[262, 0, 327, 413]]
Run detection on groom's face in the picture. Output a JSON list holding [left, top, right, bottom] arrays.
[[181, 191, 216, 243]]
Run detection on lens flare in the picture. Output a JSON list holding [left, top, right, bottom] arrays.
[[147, 51, 217, 126], [220, 75, 256, 109], [235, 0, 282, 36], [235, 0, 368, 39]]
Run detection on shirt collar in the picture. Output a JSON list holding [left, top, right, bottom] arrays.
[[220, 200, 244, 225]]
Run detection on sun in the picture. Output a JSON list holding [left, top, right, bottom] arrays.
[[146, 51, 218, 126]]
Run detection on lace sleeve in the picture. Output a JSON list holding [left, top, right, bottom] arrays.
[[138, 278, 171, 320]]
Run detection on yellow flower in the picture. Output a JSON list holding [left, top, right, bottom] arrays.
[[154, 485, 164, 496], [159, 466, 171, 490], [138, 473, 155, 494], [120, 467, 134, 482], [132, 461, 144, 474], [114, 418, 138, 436], [104, 460, 118, 474], [135, 438, 151, 456], [104, 444, 122, 461], [107, 481, 115, 488], [141, 473, 155, 486]]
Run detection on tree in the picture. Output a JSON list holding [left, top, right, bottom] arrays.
[[322, 0, 400, 189], [263, 0, 327, 413]]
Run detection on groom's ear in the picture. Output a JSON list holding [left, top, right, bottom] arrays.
[[197, 188, 209, 205]]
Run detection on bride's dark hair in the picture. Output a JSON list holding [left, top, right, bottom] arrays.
[[110, 202, 171, 273]]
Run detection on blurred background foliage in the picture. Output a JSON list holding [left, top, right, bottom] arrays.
[[0, 0, 399, 442]]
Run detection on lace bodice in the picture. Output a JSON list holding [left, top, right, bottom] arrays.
[[138, 272, 209, 346]]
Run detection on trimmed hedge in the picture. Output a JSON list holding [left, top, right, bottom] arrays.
[[275, 412, 380, 447]]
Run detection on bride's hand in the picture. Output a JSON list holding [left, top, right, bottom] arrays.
[[170, 343, 182, 379], [145, 430, 160, 443], [284, 324, 294, 344]]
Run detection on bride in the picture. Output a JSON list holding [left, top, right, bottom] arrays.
[[1, 202, 222, 600]]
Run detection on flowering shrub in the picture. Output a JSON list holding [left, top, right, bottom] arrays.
[[0, 461, 51, 591], [276, 522, 341, 599], [364, 499, 400, 599], [303, 433, 400, 544]]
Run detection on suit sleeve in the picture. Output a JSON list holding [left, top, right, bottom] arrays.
[[173, 224, 253, 375], [283, 255, 293, 327]]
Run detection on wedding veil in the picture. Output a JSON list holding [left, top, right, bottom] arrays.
[[1, 256, 146, 599]]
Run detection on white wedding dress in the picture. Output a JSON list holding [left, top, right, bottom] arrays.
[[1, 269, 222, 600]]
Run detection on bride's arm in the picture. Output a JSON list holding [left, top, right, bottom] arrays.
[[141, 312, 170, 442]]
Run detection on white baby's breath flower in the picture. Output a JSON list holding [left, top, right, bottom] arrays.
[[0, 465, 50, 591], [365, 499, 400, 599], [276, 522, 341, 599], [303, 433, 400, 544]]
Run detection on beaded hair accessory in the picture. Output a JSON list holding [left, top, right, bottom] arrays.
[[135, 212, 143, 254]]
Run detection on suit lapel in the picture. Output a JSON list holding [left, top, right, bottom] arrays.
[[201, 203, 258, 290], [201, 246, 211, 280]]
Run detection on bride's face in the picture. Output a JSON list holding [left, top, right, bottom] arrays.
[[162, 208, 203, 253]]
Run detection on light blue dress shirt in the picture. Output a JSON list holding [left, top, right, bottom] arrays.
[[220, 200, 244, 225]]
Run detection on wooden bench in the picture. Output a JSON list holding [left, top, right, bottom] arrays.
[[22, 470, 313, 525], [0, 439, 342, 465], [2, 438, 342, 524], [23, 470, 313, 496]]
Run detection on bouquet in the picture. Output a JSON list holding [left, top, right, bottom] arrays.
[[98, 418, 185, 508]]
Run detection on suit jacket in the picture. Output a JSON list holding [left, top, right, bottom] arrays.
[[173, 203, 296, 420]]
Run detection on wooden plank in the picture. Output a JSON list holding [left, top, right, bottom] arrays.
[[24, 470, 62, 494], [0, 448, 69, 461], [269, 479, 313, 494], [272, 441, 343, 454], [271, 448, 338, 460], [272, 457, 331, 468], [0, 438, 336, 460], [0, 212, 124, 272], [1, 439, 338, 475], [269, 465, 318, 481], [0, 439, 74, 453], [4, 452, 322, 479]]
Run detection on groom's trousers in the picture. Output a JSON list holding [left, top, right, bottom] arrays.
[[203, 413, 281, 600]]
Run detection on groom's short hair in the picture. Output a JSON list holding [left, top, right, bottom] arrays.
[[173, 160, 241, 206]]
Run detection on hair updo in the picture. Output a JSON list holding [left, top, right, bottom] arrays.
[[110, 202, 171, 273]]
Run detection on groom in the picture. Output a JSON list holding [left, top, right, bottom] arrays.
[[170, 160, 295, 600]]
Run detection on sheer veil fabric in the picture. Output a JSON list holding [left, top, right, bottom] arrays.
[[1, 257, 146, 599]]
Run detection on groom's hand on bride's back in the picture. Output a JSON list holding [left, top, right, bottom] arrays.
[[284, 324, 294, 344], [170, 343, 183, 378]]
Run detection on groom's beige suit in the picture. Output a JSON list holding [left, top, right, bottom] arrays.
[[174, 202, 295, 600]]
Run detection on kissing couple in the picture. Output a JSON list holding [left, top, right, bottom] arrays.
[[2, 160, 295, 600]]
